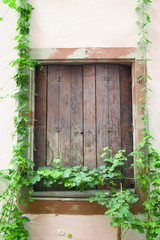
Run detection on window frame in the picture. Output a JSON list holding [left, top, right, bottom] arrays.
[[28, 47, 145, 202]]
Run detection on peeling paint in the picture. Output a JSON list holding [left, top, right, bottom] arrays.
[[29, 48, 57, 60], [29, 47, 138, 61], [121, 49, 142, 60], [67, 48, 88, 59]]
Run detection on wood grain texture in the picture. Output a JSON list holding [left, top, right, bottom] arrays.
[[107, 65, 121, 155], [20, 199, 145, 215], [20, 199, 107, 215], [59, 66, 71, 167], [83, 65, 96, 168], [47, 65, 60, 166], [34, 66, 47, 170], [120, 65, 133, 187], [96, 64, 109, 166], [34, 64, 134, 190], [70, 66, 83, 166]]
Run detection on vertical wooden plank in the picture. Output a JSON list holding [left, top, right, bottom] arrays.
[[107, 64, 121, 155], [83, 65, 96, 169], [120, 65, 133, 187], [59, 66, 71, 167], [70, 66, 83, 166], [47, 65, 60, 167], [96, 64, 109, 166], [34, 66, 47, 170]]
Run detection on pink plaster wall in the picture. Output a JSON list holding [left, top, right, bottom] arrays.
[[147, 2, 160, 149], [26, 214, 145, 240], [26, 215, 116, 240], [30, 0, 138, 48], [0, 4, 17, 170]]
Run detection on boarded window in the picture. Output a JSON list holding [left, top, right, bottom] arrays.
[[34, 64, 133, 189]]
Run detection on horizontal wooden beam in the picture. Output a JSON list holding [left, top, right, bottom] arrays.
[[29, 47, 141, 61]]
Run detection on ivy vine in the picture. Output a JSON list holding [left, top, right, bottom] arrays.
[[0, 0, 36, 239], [0, 0, 160, 240], [133, 0, 160, 239]]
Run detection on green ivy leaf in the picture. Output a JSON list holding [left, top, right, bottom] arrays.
[[2, 0, 10, 4], [155, 228, 160, 235], [38, 166, 49, 171], [22, 216, 30, 222], [120, 206, 129, 215], [29, 174, 41, 184], [149, 222, 156, 228], [53, 157, 60, 164], [8, 0, 16, 9], [28, 197, 34, 202]]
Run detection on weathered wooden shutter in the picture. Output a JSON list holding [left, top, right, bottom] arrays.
[[34, 64, 133, 188]]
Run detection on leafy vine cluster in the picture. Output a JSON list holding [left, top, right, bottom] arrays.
[[0, 0, 36, 239], [133, 0, 160, 239], [0, 0, 160, 240]]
